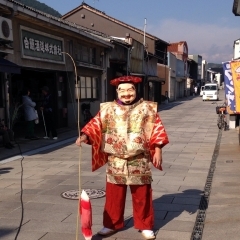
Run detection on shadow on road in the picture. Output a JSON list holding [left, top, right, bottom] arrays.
[[0, 167, 13, 174], [152, 189, 202, 231], [90, 188, 203, 239], [159, 102, 183, 111], [0, 228, 15, 239]]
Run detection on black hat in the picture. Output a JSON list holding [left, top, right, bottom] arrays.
[[41, 86, 49, 92]]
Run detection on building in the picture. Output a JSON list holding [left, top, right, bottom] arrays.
[[157, 64, 169, 102], [167, 41, 189, 98], [201, 60, 208, 85], [167, 52, 177, 101], [187, 58, 198, 95], [0, 0, 116, 135], [61, 2, 169, 104], [232, 0, 240, 15], [188, 54, 203, 86]]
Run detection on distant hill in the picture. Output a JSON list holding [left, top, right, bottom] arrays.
[[14, 0, 62, 18]]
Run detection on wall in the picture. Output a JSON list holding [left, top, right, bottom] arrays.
[[168, 52, 176, 101], [176, 59, 186, 98], [8, 17, 108, 129], [9, 20, 72, 72], [144, 57, 158, 76], [188, 54, 202, 81], [157, 64, 169, 98], [130, 39, 144, 74], [176, 59, 185, 77], [168, 52, 176, 77], [109, 44, 127, 62], [201, 60, 207, 84], [64, 9, 156, 54]]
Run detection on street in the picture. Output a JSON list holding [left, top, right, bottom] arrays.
[[1, 90, 240, 240]]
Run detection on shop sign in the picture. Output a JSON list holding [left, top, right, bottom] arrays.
[[20, 26, 65, 64]]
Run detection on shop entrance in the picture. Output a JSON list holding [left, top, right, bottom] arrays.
[[10, 68, 68, 138]]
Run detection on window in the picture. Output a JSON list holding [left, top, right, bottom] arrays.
[[89, 47, 96, 64], [78, 76, 98, 99], [205, 85, 217, 91], [76, 44, 96, 64], [81, 46, 88, 62]]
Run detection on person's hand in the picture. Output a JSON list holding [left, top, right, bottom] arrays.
[[153, 145, 162, 168], [76, 134, 87, 146]]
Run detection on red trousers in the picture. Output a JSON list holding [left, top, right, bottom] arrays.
[[103, 182, 154, 230]]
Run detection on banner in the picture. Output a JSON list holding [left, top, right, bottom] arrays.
[[230, 61, 240, 113], [223, 61, 235, 114]]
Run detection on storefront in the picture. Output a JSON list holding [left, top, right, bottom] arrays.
[[6, 25, 70, 137], [170, 77, 176, 101], [0, 58, 21, 128], [176, 78, 186, 98], [147, 76, 165, 104]]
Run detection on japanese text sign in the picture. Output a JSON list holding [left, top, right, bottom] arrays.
[[223, 60, 240, 114], [21, 26, 65, 64]]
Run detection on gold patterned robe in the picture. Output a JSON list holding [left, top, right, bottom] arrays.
[[82, 99, 169, 185]]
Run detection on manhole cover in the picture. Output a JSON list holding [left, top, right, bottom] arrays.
[[61, 189, 106, 200]]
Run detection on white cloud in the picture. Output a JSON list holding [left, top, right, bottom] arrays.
[[148, 19, 240, 63]]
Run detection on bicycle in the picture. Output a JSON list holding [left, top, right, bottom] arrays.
[[215, 103, 227, 130]]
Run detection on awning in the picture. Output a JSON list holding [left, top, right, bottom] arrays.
[[76, 61, 104, 71], [130, 72, 145, 76], [147, 76, 165, 83], [0, 58, 21, 74]]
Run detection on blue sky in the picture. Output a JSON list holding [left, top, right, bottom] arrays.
[[39, 0, 240, 63]]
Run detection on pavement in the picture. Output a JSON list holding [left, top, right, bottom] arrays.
[[0, 127, 78, 161], [0, 90, 240, 240]]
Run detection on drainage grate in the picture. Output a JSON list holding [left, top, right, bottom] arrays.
[[191, 129, 222, 240], [61, 189, 106, 200]]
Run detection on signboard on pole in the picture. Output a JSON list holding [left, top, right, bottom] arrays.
[[223, 60, 240, 114]]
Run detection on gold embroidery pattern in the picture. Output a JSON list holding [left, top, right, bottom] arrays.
[[100, 99, 157, 185]]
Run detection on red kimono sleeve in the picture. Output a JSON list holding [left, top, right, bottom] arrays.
[[81, 112, 108, 172], [149, 114, 169, 171]]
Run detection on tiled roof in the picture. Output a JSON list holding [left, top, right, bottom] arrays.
[[167, 41, 187, 52], [5, 0, 118, 44], [62, 2, 169, 44], [167, 42, 179, 52]]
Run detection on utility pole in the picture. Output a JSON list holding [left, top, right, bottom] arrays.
[[143, 18, 147, 48]]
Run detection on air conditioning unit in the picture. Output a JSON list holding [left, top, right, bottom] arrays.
[[0, 17, 13, 42]]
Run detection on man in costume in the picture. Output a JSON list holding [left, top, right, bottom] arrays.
[[76, 76, 169, 240]]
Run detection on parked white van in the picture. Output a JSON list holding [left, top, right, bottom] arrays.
[[202, 83, 219, 101]]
